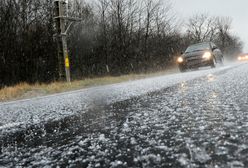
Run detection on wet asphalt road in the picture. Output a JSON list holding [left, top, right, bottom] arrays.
[[1, 63, 248, 167]]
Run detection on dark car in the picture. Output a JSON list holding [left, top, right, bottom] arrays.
[[177, 42, 224, 72]]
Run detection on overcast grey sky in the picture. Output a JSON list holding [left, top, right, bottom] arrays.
[[172, 0, 248, 51]]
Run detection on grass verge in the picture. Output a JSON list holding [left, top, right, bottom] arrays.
[[0, 67, 178, 102]]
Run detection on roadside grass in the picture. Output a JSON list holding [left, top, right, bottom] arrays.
[[0, 67, 178, 102]]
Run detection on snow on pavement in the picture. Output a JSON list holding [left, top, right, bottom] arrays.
[[0, 64, 237, 134], [0, 62, 248, 167]]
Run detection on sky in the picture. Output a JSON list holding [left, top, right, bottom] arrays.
[[172, 0, 248, 51]]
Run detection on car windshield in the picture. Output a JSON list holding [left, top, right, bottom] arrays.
[[185, 43, 210, 53]]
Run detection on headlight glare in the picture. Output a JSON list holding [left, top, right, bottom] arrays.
[[202, 52, 212, 60], [177, 57, 184, 63]]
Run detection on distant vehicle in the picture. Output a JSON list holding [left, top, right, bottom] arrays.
[[238, 53, 248, 61], [177, 42, 224, 72]]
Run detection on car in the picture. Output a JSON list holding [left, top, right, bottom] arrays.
[[238, 53, 248, 61], [177, 42, 224, 72]]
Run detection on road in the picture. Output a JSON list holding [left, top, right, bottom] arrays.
[[0, 62, 248, 167]]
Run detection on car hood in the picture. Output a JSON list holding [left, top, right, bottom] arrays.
[[183, 50, 208, 58]]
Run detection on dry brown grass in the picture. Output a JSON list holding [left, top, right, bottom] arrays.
[[0, 83, 32, 101], [0, 67, 178, 102]]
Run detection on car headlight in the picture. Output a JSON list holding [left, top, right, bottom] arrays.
[[177, 57, 184, 63], [202, 52, 212, 60], [238, 56, 242, 61]]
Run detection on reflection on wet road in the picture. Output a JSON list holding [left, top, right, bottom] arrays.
[[1, 63, 248, 167]]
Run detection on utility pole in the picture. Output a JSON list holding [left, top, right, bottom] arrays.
[[54, 0, 81, 83]]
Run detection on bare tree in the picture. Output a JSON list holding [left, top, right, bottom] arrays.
[[186, 14, 218, 42], [0, 0, 57, 87], [215, 17, 232, 50], [214, 17, 243, 58]]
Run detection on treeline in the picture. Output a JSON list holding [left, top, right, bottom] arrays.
[[0, 0, 243, 87], [68, 0, 181, 77], [0, 0, 57, 87]]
